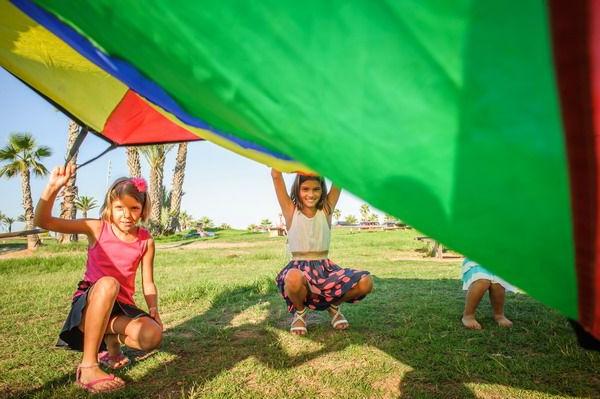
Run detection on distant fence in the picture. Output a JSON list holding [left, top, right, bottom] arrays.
[[0, 228, 47, 239]]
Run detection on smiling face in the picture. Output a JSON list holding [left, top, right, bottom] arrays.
[[110, 194, 143, 233], [290, 174, 328, 212], [298, 179, 323, 210]]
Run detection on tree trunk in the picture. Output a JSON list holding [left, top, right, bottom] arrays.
[[149, 147, 166, 227], [21, 169, 40, 249], [126, 147, 142, 177], [166, 143, 187, 233], [58, 120, 80, 243]]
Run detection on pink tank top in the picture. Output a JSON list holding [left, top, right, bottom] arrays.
[[80, 221, 151, 305]]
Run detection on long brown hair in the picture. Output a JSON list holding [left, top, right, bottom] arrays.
[[100, 177, 151, 222], [289, 174, 330, 213]]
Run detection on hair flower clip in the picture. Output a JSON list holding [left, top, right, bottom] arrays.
[[130, 177, 147, 193]]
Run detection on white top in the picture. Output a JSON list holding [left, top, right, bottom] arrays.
[[287, 208, 331, 253]]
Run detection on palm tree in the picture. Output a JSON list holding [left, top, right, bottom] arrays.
[[383, 214, 396, 223], [139, 144, 174, 232], [179, 211, 192, 231], [247, 223, 258, 232], [75, 195, 98, 219], [160, 185, 170, 207], [159, 185, 172, 232], [3, 217, 15, 233], [167, 143, 188, 233], [0, 133, 51, 249], [0, 211, 5, 231], [332, 208, 342, 223], [345, 215, 358, 225], [126, 147, 142, 177], [260, 218, 272, 229], [359, 204, 371, 222], [58, 120, 80, 243], [197, 216, 213, 229]]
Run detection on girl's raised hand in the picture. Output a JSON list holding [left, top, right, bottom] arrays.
[[48, 163, 76, 189]]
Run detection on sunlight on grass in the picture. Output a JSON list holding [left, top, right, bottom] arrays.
[[464, 383, 582, 399], [269, 327, 326, 358], [228, 301, 270, 327]]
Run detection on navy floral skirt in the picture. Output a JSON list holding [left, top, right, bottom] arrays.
[[276, 259, 370, 313]]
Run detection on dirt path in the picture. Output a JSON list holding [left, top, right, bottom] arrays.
[[157, 241, 267, 250], [1, 240, 461, 262], [0, 248, 35, 259]]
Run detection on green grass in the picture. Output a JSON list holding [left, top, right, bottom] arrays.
[[0, 229, 598, 398]]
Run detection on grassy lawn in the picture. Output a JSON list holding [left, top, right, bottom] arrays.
[[0, 229, 599, 398]]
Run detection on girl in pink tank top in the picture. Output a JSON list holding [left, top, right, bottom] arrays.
[[34, 163, 163, 394]]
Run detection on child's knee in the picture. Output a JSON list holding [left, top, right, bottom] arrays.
[[359, 275, 373, 295], [93, 276, 120, 298], [284, 269, 305, 290], [138, 321, 163, 351], [471, 279, 491, 290]]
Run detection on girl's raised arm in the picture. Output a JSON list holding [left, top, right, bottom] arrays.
[[34, 163, 98, 237], [326, 185, 342, 214], [271, 168, 294, 222], [141, 239, 163, 330]]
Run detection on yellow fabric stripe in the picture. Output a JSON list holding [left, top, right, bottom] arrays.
[[0, 1, 126, 132]]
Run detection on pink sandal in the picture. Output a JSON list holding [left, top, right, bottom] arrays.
[[98, 351, 130, 369], [76, 363, 125, 393]]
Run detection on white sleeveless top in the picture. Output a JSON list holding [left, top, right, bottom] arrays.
[[287, 208, 331, 253]]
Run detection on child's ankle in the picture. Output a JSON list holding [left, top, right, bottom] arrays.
[[104, 335, 122, 354]]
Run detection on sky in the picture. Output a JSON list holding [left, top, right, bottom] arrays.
[[0, 69, 384, 230]]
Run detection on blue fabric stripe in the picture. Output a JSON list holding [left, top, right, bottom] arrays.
[[12, 0, 294, 161]]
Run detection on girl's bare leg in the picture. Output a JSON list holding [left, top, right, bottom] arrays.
[[329, 275, 374, 329], [107, 315, 163, 351], [100, 333, 129, 368], [284, 269, 309, 334], [489, 283, 513, 327], [333, 275, 373, 305], [77, 277, 125, 388], [462, 279, 490, 330]]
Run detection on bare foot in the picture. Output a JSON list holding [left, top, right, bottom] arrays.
[[462, 315, 482, 330], [77, 363, 125, 393], [99, 335, 129, 369], [494, 314, 513, 328]]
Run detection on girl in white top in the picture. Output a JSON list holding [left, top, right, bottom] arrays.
[[272, 169, 373, 335]]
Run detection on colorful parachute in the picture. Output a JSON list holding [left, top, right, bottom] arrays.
[[0, 0, 306, 171], [1, 1, 599, 342]]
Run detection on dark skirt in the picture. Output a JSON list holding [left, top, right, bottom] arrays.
[[276, 258, 370, 313], [57, 281, 149, 352]]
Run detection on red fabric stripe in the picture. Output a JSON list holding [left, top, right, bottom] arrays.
[[589, 0, 600, 338], [103, 90, 202, 145], [548, 0, 600, 339]]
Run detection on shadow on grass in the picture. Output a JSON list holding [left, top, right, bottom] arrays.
[[13, 277, 600, 398]]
